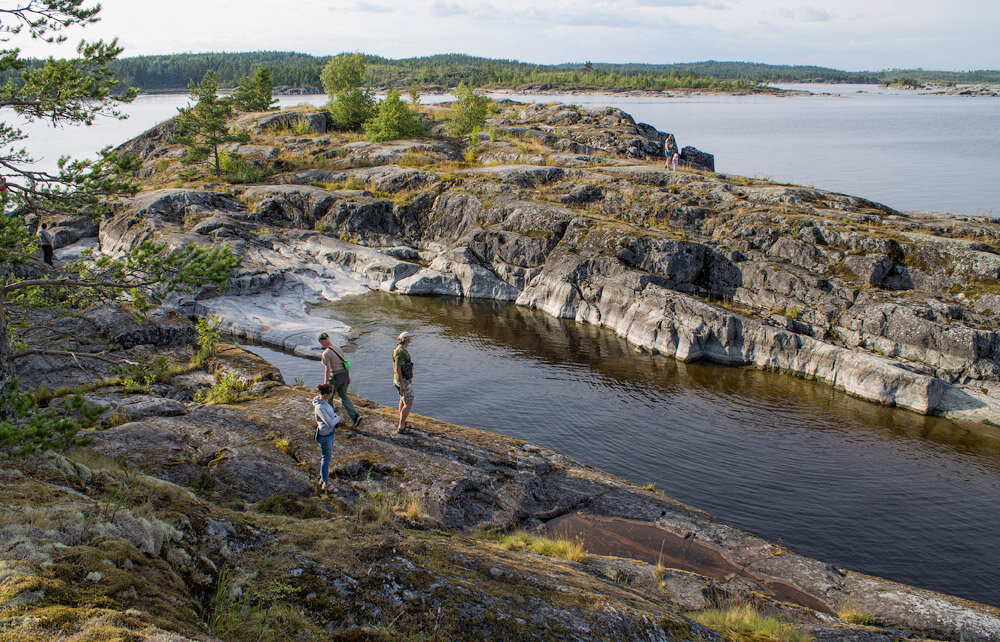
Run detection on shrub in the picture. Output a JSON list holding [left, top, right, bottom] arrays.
[[209, 568, 305, 640], [0, 381, 101, 455], [219, 150, 268, 184], [363, 89, 425, 142], [194, 314, 222, 367], [448, 82, 490, 135], [199, 371, 247, 405], [329, 88, 376, 132]]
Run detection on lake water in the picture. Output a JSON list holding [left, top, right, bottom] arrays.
[[10, 85, 1000, 215], [245, 293, 1000, 608], [492, 84, 1000, 217]]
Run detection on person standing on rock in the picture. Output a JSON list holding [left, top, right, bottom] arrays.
[[394, 331, 415, 434], [319, 332, 362, 428], [312, 382, 341, 493], [671, 152, 680, 171], [38, 222, 54, 266]]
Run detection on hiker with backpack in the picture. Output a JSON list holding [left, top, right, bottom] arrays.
[[312, 382, 341, 493], [319, 332, 362, 428]]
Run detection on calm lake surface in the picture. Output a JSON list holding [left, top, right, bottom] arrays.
[[13, 85, 1000, 215], [245, 292, 1000, 608]]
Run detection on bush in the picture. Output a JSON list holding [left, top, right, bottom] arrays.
[[197, 371, 247, 405], [448, 82, 490, 135], [194, 314, 222, 367], [0, 381, 101, 456], [219, 150, 267, 184], [363, 89, 425, 142], [322, 54, 376, 132], [329, 88, 376, 132]]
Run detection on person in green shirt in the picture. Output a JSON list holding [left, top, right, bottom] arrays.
[[393, 331, 415, 434]]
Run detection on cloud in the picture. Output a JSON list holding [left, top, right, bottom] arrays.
[[354, 1, 393, 13], [636, 0, 725, 7], [429, 1, 469, 17], [559, 9, 664, 28], [778, 6, 835, 22], [799, 7, 834, 22]]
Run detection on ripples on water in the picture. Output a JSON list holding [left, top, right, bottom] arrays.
[[244, 292, 1000, 606]]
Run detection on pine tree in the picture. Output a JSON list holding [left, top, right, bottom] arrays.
[[0, 1, 140, 213], [175, 70, 246, 177], [0, 7, 240, 430], [232, 64, 277, 112]]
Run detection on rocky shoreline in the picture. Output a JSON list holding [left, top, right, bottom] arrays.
[[8, 322, 1000, 639], [9, 98, 1000, 639]]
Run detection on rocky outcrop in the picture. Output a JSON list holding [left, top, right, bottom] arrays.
[[5, 336, 999, 641], [96, 102, 1000, 424], [231, 107, 329, 134]]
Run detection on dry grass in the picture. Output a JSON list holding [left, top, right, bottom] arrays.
[[497, 530, 587, 562], [692, 603, 812, 642]]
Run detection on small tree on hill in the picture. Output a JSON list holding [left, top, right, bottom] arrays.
[[321, 53, 375, 131], [232, 65, 277, 112], [448, 83, 490, 135], [175, 70, 246, 177], [363, 89, 425, 142]]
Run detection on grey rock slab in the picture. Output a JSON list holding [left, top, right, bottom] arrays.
[[85, 393, 187, 419]]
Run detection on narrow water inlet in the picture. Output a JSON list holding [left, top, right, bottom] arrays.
[[242, 291, 1000, 607]]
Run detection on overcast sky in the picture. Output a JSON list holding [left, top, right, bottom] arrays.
[[25, 0, 1000, 71]]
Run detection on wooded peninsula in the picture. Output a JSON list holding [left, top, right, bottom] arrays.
[[7, 51, 999, 93]]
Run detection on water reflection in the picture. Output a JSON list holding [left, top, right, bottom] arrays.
[[246, 292, 1000, 606]]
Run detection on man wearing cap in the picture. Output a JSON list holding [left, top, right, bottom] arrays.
[[393, 331, 415, 434], [319, 332, 362, 428]]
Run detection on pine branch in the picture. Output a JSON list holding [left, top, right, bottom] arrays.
[[2, 277, 158, 295], [11, 348, 140, 367]]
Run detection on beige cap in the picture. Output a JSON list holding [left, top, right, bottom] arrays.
[[398, 331, 413, 343]]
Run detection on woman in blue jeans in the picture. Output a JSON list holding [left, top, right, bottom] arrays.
[[312, 383, 341, 492]]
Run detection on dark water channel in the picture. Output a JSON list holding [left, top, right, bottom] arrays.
[[244, 292, 1000, 607]]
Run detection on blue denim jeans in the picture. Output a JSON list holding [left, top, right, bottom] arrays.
[[317, 431, 336, 483]]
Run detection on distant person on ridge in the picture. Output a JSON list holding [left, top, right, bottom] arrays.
[[394, 331, 415, 434], [671, 152, 680, 171], [312, 382, 341, 493], [664, 139, 671, 168], [39, 222, 54, 266], [319, 332, 362, 428]]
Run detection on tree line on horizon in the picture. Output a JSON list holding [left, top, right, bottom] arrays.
[[4, 51, 997, 94]]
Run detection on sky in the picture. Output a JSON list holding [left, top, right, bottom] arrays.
[[19, 0, 1000, 71]]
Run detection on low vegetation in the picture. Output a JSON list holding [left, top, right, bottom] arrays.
[[692, 603, 812, 642], [493, 530, 588, 562]]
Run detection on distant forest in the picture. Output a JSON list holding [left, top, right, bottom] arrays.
[[6, 52, 1000, 93]]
